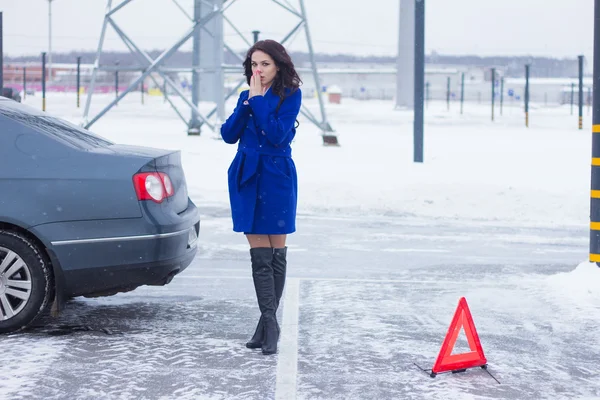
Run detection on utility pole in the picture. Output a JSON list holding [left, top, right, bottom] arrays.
[[500, 76, 504, 116], [76, 56, 81, 108], [491, 68, 495, 121], [579, 55, 584, 130], [413, 0, 425, 163], [48, 0, 54, 83], [446, 76, 451, 111], [460, 72, 464, 114], [525, 64, 530, 127], [115, 60, 119, 103], [42, 52, 47, 111]]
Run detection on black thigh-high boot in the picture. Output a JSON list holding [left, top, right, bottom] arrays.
[[272, 247, 287, 312], [245, 247, 287, 349], [245, 247, 271, 349], [249, 247, 279, 355]]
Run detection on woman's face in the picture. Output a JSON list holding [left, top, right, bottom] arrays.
[[251, 50, 278, 88]]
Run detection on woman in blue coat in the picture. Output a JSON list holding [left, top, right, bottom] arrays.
[[220, 39, 302, 355]]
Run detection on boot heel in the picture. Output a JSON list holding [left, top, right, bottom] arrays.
[[261, 315, 279, 355]]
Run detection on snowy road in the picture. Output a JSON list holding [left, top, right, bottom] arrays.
[[1, 94, 599, 399], [1, 207, 596, 400]]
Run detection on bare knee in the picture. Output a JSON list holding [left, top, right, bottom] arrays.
[[246, 234, 271, 248], [268, 235, 287, 248]]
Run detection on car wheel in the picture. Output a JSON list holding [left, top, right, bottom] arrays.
[[0, 231, 54, 333]]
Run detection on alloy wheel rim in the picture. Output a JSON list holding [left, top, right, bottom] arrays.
[[0, 247, 32, 321]]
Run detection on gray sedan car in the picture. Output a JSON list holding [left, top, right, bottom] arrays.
[[0, 97, 200, 333]]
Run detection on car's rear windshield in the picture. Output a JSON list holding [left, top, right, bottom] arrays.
[[0, 106, 114, 150]]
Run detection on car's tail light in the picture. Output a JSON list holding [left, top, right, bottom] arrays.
[[133, 172, 174, 203], [162, 174, 174, 197]]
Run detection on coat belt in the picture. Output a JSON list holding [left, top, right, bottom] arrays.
[[237, 146, 292, 187]]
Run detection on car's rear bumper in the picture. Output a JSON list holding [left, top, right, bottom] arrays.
[[61, 242, 197, 297], [30, 198, 200, 297]]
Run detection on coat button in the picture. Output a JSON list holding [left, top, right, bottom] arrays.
[[261, 130, 266, 135], [249, 113, 253, 117]]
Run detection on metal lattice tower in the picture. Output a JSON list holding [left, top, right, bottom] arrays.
[[82, 0, 335, 139]]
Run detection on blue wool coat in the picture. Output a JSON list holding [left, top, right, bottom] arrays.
[[221, 87, 302, 234]]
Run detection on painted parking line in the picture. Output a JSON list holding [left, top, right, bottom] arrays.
[[275, 278, 300, 400]]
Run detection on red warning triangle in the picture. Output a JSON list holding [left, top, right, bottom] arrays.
[[432, 297, 487, 374]]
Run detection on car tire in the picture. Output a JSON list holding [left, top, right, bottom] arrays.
[[0, 230, 54, 334]]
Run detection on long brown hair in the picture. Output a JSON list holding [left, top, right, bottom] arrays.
[[243, 40, 302, 100]]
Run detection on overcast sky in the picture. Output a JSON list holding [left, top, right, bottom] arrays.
[[0, 0, 595, 61]]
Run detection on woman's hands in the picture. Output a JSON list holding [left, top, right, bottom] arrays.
[[248, 70, 265, 99]]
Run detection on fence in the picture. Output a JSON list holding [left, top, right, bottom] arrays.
[[2, 62, 594, 109]]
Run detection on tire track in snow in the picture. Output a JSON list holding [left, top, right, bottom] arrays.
[[15, 297, 278, 400]]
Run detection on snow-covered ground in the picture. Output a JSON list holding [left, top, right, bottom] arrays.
[[0, 92, 598, 400], [52, 91, 596, 228]]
